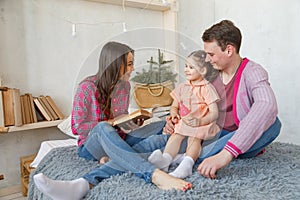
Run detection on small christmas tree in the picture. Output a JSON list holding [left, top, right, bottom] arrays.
[[131, 49, 177, 84]]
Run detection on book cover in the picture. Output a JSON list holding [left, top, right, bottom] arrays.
[[38, 96, 54, 121], [39, 95, 59, 120], [151, 106, 170, 119], [12, 88, 22, 126], [45, 96, 64, 120], [33, 97, 51, 121], [2, 88, 22, 126], [2, 88, 14, 126], [113, 109, 152, 133]]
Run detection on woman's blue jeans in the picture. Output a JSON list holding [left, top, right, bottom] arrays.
[[79, 117, 281, 186], [78, 121, 166, 185]]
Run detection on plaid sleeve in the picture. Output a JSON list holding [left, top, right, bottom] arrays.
[[71, 81, 100, 145]]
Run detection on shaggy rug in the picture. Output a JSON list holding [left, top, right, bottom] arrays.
[[28, 142, 300, 200]]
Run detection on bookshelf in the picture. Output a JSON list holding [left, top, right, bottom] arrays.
[[0, 119, 64, 133]]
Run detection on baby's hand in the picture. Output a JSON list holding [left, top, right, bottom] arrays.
[[171, 114, 181, 122]]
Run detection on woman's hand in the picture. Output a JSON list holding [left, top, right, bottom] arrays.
[[135, 118, 145, 126], [106, 119, 114, 125]]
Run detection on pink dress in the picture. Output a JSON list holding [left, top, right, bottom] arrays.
[[170, 79, 220, 140]]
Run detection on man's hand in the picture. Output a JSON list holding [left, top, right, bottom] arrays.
[[182, 115, 201, 127], [197, 149, 233, 179], [162, 116, 178, 135]]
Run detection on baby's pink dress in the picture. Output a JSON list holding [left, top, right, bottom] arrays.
[[170, 80, 220, 140]]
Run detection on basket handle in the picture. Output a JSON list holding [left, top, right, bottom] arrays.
[[147, 85, 164, 97]]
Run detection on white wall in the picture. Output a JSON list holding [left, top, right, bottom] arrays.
[[178, 0, 300, 145]]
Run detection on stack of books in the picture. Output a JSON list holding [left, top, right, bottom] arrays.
[[0, 86, 64, 128]]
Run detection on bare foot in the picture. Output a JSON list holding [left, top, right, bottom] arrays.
[[99, 156, 110, 165], [151, 169, 192, 191]]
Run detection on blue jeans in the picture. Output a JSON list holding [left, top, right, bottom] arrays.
[[78, 121, 166, 185], [80, 117, 281, 185], [133, 117, 282, 167]]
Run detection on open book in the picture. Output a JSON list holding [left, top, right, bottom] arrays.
[[113, 109, 152, 133]]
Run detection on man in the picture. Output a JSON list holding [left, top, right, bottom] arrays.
[[163, 19, 281, 179]]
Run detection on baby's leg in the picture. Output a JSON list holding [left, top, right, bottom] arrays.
[[169, 137, 202, 178], [164, 133, 185, 158], [148, 133, 185, 172]]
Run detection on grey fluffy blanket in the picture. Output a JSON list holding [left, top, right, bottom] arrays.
[[28, 142, 300, 199]]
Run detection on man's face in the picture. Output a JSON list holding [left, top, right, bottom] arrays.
[[204, 41, 228, 70]]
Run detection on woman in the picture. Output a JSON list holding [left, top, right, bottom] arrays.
[[33, 41, 192, 200]]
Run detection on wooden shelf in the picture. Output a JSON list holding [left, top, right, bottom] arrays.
[[85, 0, 171, 11], [0, 120, 64, 133]]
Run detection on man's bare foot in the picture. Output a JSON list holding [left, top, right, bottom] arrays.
[[99, 156, 110, 165], [151, 169, 192, 191]]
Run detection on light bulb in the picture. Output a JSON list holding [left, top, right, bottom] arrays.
[[122, 22, 127, 32], [72, 24, 76, 37], [161, 0, 169, 6]]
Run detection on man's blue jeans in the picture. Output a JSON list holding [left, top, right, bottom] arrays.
[[79, 117, 281, 185]]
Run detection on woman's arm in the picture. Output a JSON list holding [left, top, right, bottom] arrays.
[[71, 81, 100, 139]]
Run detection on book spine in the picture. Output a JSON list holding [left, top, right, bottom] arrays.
[[0, 90, 4, 127], [20, 95, 26, 124], [27, 94, 38, 123], [23, 94, 32, 124], [12, 88, 22, 126]]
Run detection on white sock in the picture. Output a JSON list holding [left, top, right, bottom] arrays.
[[169, 156, 194, 179], [33, 173, 89, 200], [171, 153, 185, 165], [148, 150, 172, 172]]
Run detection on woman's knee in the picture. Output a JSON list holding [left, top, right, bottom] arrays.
[[93, 122, 114, 134]]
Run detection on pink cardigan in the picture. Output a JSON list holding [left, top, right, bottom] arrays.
[[224, 58, 278, 157]]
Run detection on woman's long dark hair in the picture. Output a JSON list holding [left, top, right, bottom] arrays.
[[95, 41, 134, 116]]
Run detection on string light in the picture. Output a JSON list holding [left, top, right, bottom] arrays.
[[30, 0, 174, 37]]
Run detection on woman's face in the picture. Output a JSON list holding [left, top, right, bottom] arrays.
[[119, 52, 134, 81]]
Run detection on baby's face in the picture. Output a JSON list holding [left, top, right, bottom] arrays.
[[184, 57, 203, 82]]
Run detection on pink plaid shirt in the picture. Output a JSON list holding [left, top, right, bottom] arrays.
[[71, 75, 130, 146]]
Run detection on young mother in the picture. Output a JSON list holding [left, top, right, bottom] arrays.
[[33, 41, 191, 200]]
